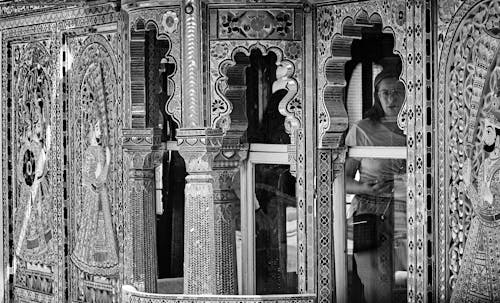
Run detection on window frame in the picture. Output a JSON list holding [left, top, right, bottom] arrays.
[[240, 143, 293, 295], [342, 145, 407, 300]]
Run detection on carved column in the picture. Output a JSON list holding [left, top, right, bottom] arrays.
[[177, 128, 223, 294], [331, 147, 347, 303], [123, 128, 163, 292], [317, 146, 347, 303], [211, 141, 247, 294]]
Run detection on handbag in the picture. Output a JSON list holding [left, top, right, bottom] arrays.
[[352, 199, 391, 253]]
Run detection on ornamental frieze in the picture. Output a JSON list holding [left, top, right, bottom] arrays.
[[211, 9, 298, 40]]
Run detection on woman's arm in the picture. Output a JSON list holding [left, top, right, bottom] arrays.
[[345, 157, 392, 196]]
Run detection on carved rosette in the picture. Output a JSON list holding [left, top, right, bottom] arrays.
[[316, 2, 407, 148], [128, 7, 182, 128], [437, 0, 500, 300]]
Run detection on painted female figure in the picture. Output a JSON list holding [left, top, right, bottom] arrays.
[[70, 115, 118, 276], [452, 112, 500, 302], [16, 118, 54, 260]]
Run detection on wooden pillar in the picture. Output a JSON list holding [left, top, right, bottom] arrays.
[[177, 128, 222, 294], [123, 128, 163, 292], [211, 144, 247, 294]]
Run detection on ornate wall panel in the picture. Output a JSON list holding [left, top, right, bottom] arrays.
[[209, 38, 308, 292], [208, 4, 310, 294], [436, 0, 500, 301], [128, 7, 182, 128], [67, 29, 123, 303], [4, 35, 65, 303], [437, 0, 464, 63], [1, 5, 122, 303], [210, 9, 302, 40], [316, 1, 408, 147], [316, 1, 428, 302]]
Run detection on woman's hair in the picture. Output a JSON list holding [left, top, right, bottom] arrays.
[[364, 69, 400, 121]]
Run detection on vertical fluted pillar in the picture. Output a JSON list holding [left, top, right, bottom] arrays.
[[182, 0, 204, 128], [211, 145, 247, 294], [177, 129, 222, 294], [123, 128, 163, 292]]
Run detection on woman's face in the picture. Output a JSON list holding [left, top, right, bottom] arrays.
[[377, 77, 405, 117]]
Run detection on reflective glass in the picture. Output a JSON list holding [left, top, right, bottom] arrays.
[[254, 164, 297, 294]]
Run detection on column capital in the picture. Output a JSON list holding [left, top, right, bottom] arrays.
[[177, 128, 224, 174], [123, 128, 164, 170]]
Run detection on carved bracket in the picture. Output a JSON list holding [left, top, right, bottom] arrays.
[[177, 128, 224, 174], [123, 128, 164, 169]]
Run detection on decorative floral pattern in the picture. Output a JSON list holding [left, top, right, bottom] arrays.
[[161, 11, 179, 34], [218, 9, 295, 40], [284, 41, 301, 60], [318, 7, 335, 41], [210, 42, 229, 60]]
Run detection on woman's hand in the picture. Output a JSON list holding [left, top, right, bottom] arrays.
[[358, 179, 393, 196]]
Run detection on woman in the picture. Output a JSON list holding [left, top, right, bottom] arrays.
[[345, 69, 407, 302], [71, 115, 118, 276]]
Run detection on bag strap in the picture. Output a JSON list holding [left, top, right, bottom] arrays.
[[380, 198, 392, 221]]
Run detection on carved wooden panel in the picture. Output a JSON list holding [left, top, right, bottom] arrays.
[[210, 9, 302, 40], [1, 34, 65, 303], [128, 7, 182, 129], [437, 0, 500, 302], [437, 0, 465, 62], [209, 38, 307, 293], [316, 1, 428, 302], [66, 31, 123, 303]]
